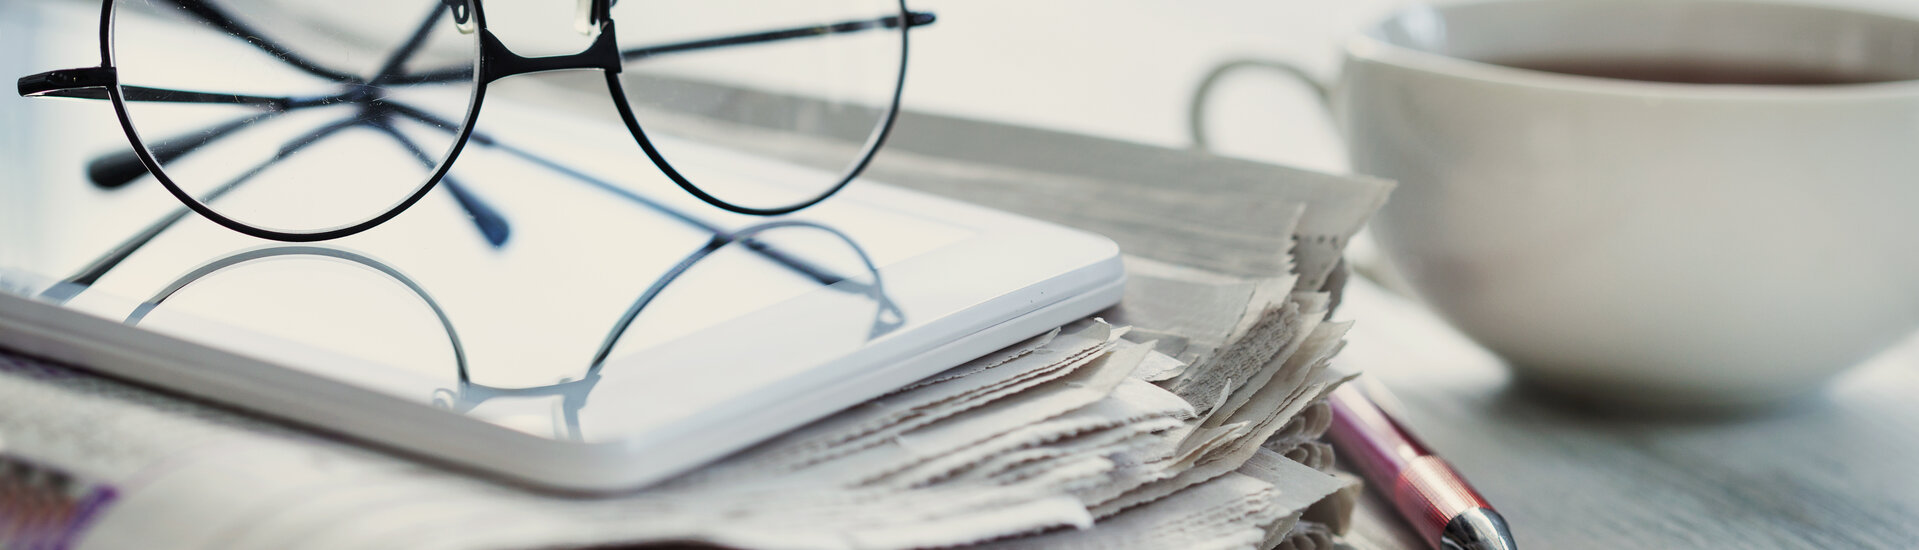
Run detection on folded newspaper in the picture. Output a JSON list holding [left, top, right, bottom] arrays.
[[0, 102, 1389, 549]]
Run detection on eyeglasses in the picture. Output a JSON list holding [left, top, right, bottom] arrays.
[[17, 0, 934, 243]]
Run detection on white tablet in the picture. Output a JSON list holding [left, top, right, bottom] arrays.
[[0, 95, 1123, 493]]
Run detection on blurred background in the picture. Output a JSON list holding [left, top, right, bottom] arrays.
[[885, 0, 1919, 299], [893, 0, 1919, 174]]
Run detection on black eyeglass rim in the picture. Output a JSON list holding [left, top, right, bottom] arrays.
[[609, 0, 912, 218], [91, 0, 913, 242]]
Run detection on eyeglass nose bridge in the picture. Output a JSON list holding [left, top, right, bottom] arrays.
[[477, 20, 623, 84]]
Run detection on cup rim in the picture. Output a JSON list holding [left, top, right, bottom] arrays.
[[1347, 0, 1919, 100]]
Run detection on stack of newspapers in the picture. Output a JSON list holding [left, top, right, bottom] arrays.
[[0, 111, 1389, 549]]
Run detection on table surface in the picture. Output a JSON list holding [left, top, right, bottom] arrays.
[[900, 1, 1919, 548], [1332, 277, 1919, 550]]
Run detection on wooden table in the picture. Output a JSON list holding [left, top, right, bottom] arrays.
[[1330, 276, 1919, 550]]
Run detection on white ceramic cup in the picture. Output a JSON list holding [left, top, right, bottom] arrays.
[[1195, 0, 1919, 411]]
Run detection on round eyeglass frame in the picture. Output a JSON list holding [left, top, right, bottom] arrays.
[[94, 0, 912, 242]]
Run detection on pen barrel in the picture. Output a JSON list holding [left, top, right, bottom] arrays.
[[1327, 385, 1497, 550], [1393, 455, 1491, 548]]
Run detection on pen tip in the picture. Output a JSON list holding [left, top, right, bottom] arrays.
[[1441, 508, 1517, 550]]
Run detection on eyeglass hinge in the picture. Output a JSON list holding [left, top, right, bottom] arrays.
[[17, 67, 118, 99]]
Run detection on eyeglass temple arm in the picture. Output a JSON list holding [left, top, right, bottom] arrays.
[[21, 0, 453, 101], [41, 117, 369, 303], [21, 74, 815, 263], [44, 92, 839, 291], [401, 11, 936, 84], [44, 120, 515, 304], [19, 67, 366, 192], [16, 70, 513, 246], [624, 11, 934, 62], [18, 67, 292, 109], [17, 0, 445, 105], [21, 9, 865, 270], [17, 7, 932, 115], [160, 0, 366, 83], [86, 113, 266, 190], [20, 74, 834, 277], [382, 102, 713, 234], [365, 119, 510, 246], [17, 5, 932, 186], [12, 9, 936, 105]]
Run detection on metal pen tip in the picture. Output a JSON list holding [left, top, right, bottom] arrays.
[[1441, 508, 1517, 550]]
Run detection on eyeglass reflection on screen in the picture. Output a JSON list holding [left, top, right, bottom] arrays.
[[117, 220, 901, 441]]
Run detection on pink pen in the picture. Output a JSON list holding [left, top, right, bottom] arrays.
[[1326, 383, 1517, 550]]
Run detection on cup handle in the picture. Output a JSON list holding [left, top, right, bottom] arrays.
[[1187, 59, 1334, 150]]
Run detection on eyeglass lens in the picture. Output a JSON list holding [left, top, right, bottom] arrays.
[[111, 0, 483, 236], [611, 0, 907, 213]]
